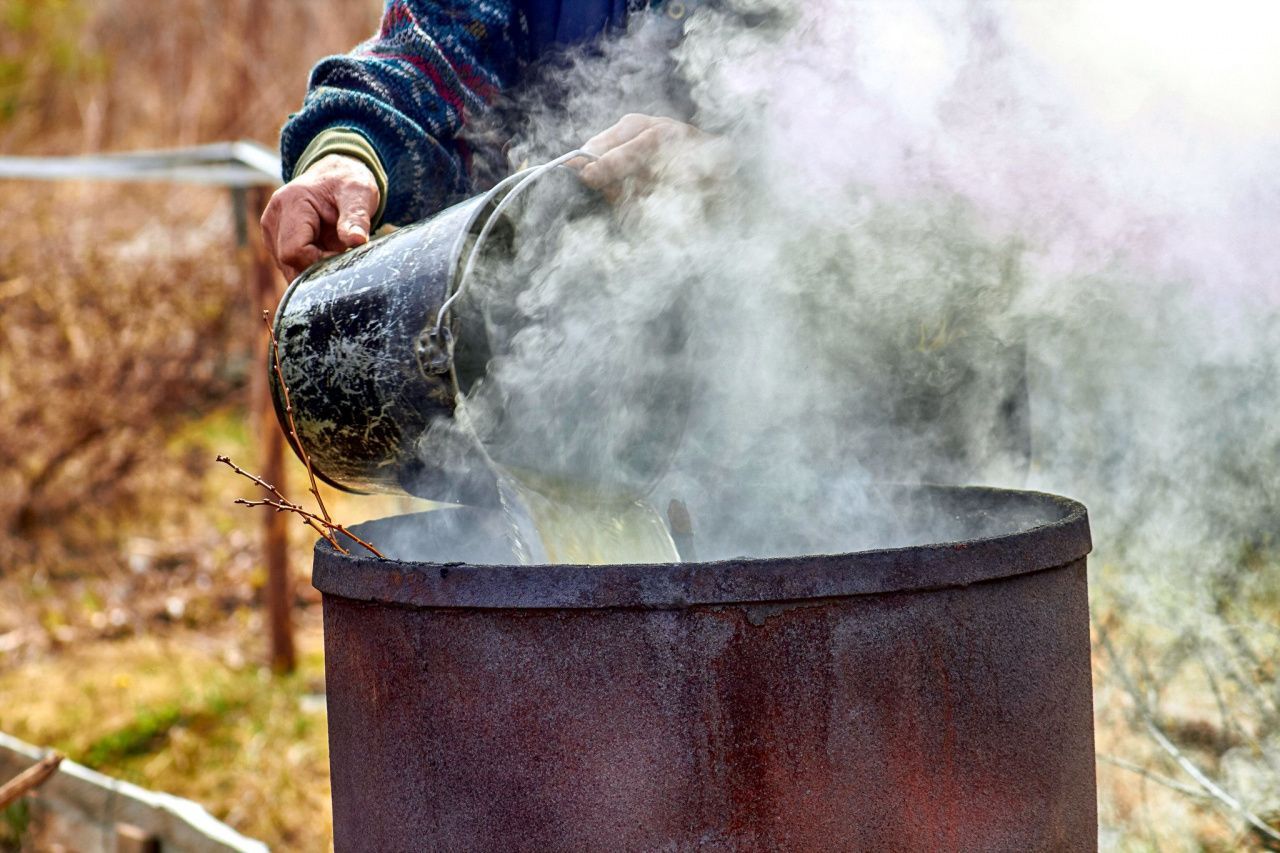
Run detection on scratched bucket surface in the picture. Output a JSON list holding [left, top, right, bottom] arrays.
[[314, 485, 1096, 852]]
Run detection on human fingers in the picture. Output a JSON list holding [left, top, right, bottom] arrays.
[[260, 188, 288, 276], [267, 155, 379, 278], [274, 195, 330, 283], [579, 126, 667, 190], [262, 181, 335, 281], [568, 114, 672, 173], [327, 165, 379, 248], [581, 113, 663, 158], [281, 246, 342, 283]]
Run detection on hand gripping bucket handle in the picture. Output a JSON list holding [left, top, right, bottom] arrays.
[[416, 150, 600, 379]]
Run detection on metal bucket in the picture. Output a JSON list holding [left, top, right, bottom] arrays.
[[314, 485, 1097, 851], [270, 154, 689, 504]]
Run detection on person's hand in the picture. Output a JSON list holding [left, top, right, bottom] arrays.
[[577, 114, 721, 201], [260, 154, 381, 282]]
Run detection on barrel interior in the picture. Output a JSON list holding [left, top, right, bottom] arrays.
[[360, 484, 1077, 566]]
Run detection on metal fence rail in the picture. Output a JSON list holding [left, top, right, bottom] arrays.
[[0, 140, 280, 187]]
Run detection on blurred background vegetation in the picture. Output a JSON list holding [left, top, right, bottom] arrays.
[[0, 1, 386, 848], [0, 0, 1276, 850]]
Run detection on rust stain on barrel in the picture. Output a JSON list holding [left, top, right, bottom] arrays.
[[315, 486, 1098, 851]]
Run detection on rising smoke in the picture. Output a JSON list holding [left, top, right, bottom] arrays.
[[448, 0, 1280, 562], [418, 0, 1280, 833]]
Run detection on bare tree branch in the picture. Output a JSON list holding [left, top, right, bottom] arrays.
[[262, 310, 334, 527], [214, 316, 385, 560], [1098, 622, 1280, 843], [216, 455, 384, 558], [0, 752, 63, 811], [1098, 754, 1211, 801]]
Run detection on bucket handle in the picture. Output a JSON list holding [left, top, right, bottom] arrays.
[[418, 149, 600, 375]]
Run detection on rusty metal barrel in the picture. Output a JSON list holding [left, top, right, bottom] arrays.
[[314, 485, 1096, 851]]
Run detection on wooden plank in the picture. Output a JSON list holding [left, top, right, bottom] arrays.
[[0, 751, 62, 810], [115, 822, 160, 853], [0, 733, 268, 853]]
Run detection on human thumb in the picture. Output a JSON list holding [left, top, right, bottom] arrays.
[[337, 212, 370, 247]]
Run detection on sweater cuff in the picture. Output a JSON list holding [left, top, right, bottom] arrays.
[[294, 127, 389, 229]]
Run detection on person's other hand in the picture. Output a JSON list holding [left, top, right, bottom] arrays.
[[577, 114, 721, 201], [260, 154, 380, 282]]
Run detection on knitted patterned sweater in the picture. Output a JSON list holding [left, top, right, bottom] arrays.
[[280, 0, 646, 227]]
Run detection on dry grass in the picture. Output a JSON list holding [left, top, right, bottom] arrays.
[[0, 6, 388, 847], [0, 0, 382, 581], [0, 402, 411, 850], [0, 0, 380, 154], [0, 0, 385, 609], [0, 183, 244, 572], [0, 624, 334, 850], [1091, 560, 1280, 851]]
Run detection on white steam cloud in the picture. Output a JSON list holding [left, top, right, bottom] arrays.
[[417, 1, 1280, 836]]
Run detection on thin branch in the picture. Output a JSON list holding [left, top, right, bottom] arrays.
[[1098, 754, 1212, 801], [216, 312, 385, 560], [234, 497, 383, 558], [262, 310, 332, 526], [215, 452, 286, 500], [1141, 718, 1280, 841], [1097, 622, 1280, 843], [1203, 630, 1278, 739], [323, 522, 384, 559], [217, 454, 345, 551], [217, 455, 384, 559], [0, 752, 63, 811], [1211, 589, 1280, 728], [1197, 646, 1250, 758]]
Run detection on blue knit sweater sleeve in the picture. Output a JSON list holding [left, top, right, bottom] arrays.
[[281, 0, 525, 225]]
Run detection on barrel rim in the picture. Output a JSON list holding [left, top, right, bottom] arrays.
[[311, 485, 1091, 610]]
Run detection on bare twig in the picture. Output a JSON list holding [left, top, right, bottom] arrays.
[[1098, 621, 1280, 843], [1203, 629, 1278, 741], [1098, 754, 1211, 801], [324, 522, 385, 559], [262, 310, 333, 526], [216, 454, 337, 549], [0, 751, 63, 811], [1198, 648, 1237, 745], [213, 309, 385, 559], [216, 455, 384, 558], [1214, 596, 1280, 725], [235, 498, 383, 558]]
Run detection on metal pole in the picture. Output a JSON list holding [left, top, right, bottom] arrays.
[[245, 185, 295, 674]]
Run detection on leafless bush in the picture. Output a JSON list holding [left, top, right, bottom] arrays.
[[0, 183, 245, 573], [0, 0, 379, 575], [0, 0, 378, 154]]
